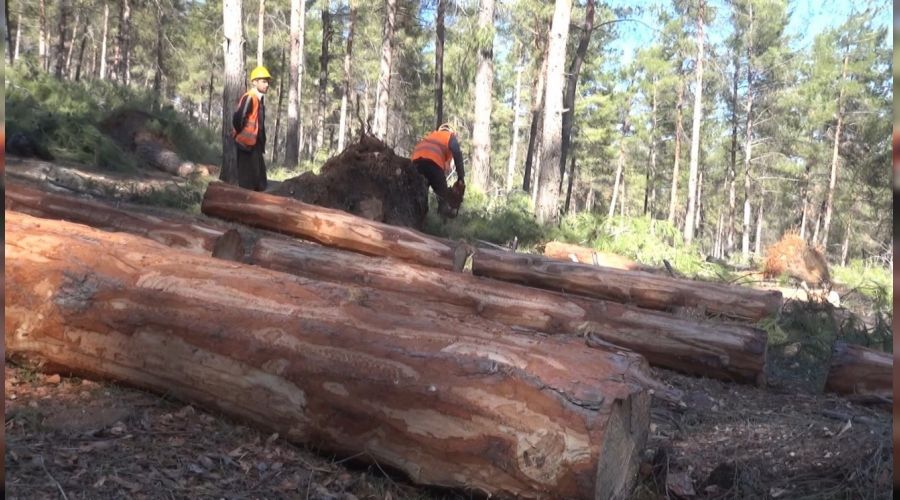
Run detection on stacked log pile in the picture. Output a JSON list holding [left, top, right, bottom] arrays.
[[6, 179, 817, 498]]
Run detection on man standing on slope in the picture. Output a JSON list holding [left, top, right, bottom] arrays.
[[410, 123, 466, 217], [232, 66, 272, 191]]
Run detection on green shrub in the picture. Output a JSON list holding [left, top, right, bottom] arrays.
[[423, 188, 545, 247]]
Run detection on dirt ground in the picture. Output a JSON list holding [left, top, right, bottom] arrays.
[[5, 358, 891, 499]]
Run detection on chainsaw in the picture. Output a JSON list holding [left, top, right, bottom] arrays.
[[443, 180, 466, 218]]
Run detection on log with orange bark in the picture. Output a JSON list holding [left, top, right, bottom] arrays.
[[5, 211, 652, 499], [201, 182, 782, 321], [9, 181, 769, 384], [824, 342, 892, 405], [544, 241, 642, 271]]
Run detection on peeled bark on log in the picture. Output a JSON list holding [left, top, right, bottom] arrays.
[[473, 249, 782, 322], [202, 181, 460, 270], [6, 211, 652, 499], [824, 342, 892, 405], [544, 241, 642, 271], [9, 182, 768, 383]]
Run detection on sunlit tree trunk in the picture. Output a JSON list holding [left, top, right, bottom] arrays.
[[754, 202, 763, 256], [338, 1, 355, 152], [741, 2, 755, 260], [667, 77, 684, 225], [99, 2, 109, 79], [727, 52, 739, 254], [65, 10, 80, 77], [284, 0, 305, 168], [372, 0, 396, 140], [256, 0, 265, 65], [434, 0, 445, 127], [683, 0, 706, 245], [14, 13, 21, 62], [316, 2, 331, 153], [506, 54, 523, 192], [644, 83, 658, 216], [534, 0, 572, 224], [522, 35, 548, 193], [609, 133, 626, 220], [820, 52, 849, 251], [471, 0, 495, 190], [272, 48, 286, 164], [220, 0, 244, 184], [39, 0, 48, 71], [559, 0, 594, 194]]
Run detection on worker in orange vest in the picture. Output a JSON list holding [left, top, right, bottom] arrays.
[[232, 66, 272, 191], [410, 123, 466, 217]]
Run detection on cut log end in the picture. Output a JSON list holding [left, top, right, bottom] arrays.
[[595, 391, 651, 500], [212, 229, 245, 262]]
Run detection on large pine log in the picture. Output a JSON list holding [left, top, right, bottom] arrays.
[[5, 211, 651, 499], [9, 182, 768, 384], [473, 248, 783, 322], [201, 181, 461, 270], [824, 342, 892, 405]]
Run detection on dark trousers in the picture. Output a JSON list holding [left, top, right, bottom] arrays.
[[413, 159, 452, 203], [236, 145, 268, 192]]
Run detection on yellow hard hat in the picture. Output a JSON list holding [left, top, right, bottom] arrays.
[[437, 122, 455, 133], [249, 66, 272, 81]]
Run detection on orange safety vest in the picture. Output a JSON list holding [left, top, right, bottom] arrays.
[[411, 130, 454, 174], [232, 92, 261, 149]]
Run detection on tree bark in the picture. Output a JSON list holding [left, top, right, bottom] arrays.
[[644, 83, 658, 216], [6, 210, 652, 500], [609, 137, 625, 220], [470, 0, 495, 190], [153, 4, 165, 97], [284, 0, 306, 168], [741, 2, 755, 260], [683, 0, 706, 245], [54, 0, 69, 78], [506, 53, 523, 193], [753, 199, 763, 255], [316, 3, 332, 153], [820, 52, 849, 251], [825, 342, 892, 405], [65, 9, 80, 78], [99, 2, 109, 79], [13, 12, 21, 62], [7, 181, 769, 385], [434, 0, 445, 128], [727, 52, 739, 254], [337, 1, 355, 152], [667, 77, 684, 225], [559, 0, 594, 194], [372, 0, 396, 140], [522, 38, 548, 193], [74, 27, 88, 81], [201, 181, 461, 269], [220, 0, 244, 184], [472, 248, 782, 321], [39, 0, 48, 70], [840, 218, 850, 266], [256, 0, 265, 65], [272, 48, 286, 164], [563, 144, 576, 213], [534, 0, 572, 224]]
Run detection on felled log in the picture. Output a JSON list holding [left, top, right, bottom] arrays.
[[544, 241, 642, 271], [5, 180, 226, 254], [6, 211, 652, 499], [134, 139, 209, 178], [10, 183, 767, 384], [473, 249, 783, 322], [824, 342, 892, 405], [202, 181, 461, 270]]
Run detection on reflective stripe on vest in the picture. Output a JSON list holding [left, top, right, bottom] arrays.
[[232, 92, 260, 148], [411, 130, 453, 173]]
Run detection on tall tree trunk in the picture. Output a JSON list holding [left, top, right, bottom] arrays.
[[644, 83, 657, 216], [65, 10, 80, 77], [754, 202, 763, 256], [799, 160, 813, 240], [256, 0, 265, 65], [683, 0, 706, 245], [434, 0, 445, 127], [559, 0, 594, 194], [153, 3, 166, 98], [471, 0, 495, 190], [316, 3, 332, 153], [39, 0, 48, 71], [820, 52, 849, 250], [812, 197, 824, 246], [272, 48, 287, 164], [741, 2, 755, 260], [284, 0, 306, 168], [54, 0, 69, 78], [667, 77, 684, 224], [586, 174, 595, 211], [99, 2, 109, 79], [534, 0, 572, 224], [506, 53, 523, 193], [522, 37, 548, 193], [74, 27, 88, 81], [206, 69, 214, 128], [3, 0, 9, 64], [372, 0, 396, 140], [727, 52, 739, 254], [564, 144, 576, 213], [609, 129, 626, 220], [337, 1, 355, 152], [13, 13, 21, 62], [220, 0, 244, 184], [694, 169, 703, 234], [840, 217, 851, 266], [121, 0, 132, 85]]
